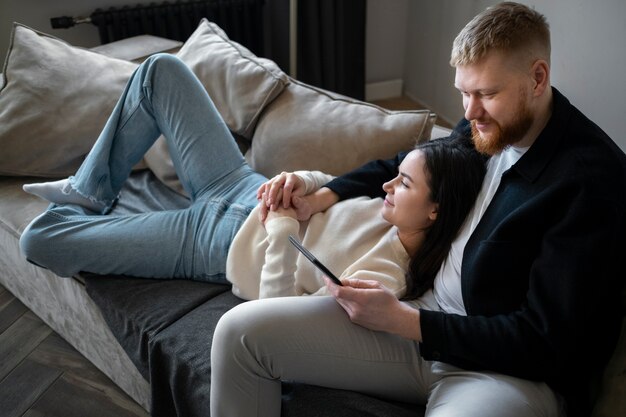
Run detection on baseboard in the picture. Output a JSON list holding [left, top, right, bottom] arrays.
[[365, 79, 403, 101]]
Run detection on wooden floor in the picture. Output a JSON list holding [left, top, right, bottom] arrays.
[[0, 96, 435, 417], [0, 284, 149, 417]]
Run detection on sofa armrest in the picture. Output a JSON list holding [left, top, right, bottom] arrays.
[[431, 124, 453, 139]]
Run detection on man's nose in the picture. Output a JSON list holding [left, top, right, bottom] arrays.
[[464, 95, 483, 121]]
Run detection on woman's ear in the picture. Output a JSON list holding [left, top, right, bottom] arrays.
[[428, 204, 439, 221]]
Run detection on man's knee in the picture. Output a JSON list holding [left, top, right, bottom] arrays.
[[427, 369, 563, 417], [213, 300, 267, 354], [213, 298, 303, 367]]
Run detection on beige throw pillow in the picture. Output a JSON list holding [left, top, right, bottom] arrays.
[[247, 79, 436, 178], [0, 23, 138, 177], [0, 20, 289, 184], [177, 18, 289, 138], [142, 18, 291, 195]]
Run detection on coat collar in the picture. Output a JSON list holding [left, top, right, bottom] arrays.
[[509, 87, 571, 183]]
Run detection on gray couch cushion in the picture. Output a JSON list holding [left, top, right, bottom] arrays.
[[84, 275, 232, 380]]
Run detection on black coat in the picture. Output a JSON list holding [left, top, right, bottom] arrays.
[[325, 88, 626, 416]]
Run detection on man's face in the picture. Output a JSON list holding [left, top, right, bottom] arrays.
[[454, 52, 535, 155]]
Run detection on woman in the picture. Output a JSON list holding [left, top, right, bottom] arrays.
[[19, 53, 485, 301]]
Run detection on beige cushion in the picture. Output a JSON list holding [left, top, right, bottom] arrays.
[[0, 23, 138, 177], [0, 20, 289, 183], [177, 18, 289, 138], [246, 79, 436, 178], [142, 18, 291, 195]]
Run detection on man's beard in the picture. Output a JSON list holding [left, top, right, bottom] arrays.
[[471, 98, 534, 155]]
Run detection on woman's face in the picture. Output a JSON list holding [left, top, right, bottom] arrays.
[[381, 149, 439, 233]]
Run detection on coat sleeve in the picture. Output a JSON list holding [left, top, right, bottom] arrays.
[[323, 120, 471, 201], [323, 153, 405, 201]]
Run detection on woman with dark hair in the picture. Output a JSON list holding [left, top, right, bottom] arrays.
[[19, 53, 485, 303], [402, 139, 486, 300], [228, 137, 485, 300]]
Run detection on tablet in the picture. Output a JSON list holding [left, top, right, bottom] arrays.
[[288, 235, 343, 286]]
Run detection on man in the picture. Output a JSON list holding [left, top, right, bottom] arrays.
[[211, 3, 626, 416]]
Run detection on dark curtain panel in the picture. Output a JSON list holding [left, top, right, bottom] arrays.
[[263, 0, 291, 72], [297, 0, 366, 100]]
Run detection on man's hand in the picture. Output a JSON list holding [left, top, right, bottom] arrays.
[[325, 277, 422, 342]]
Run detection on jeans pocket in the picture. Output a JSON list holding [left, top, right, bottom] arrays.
[[193, 200, 252, 283]]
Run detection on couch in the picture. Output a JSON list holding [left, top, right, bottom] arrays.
[[0, 19, 623, 417]]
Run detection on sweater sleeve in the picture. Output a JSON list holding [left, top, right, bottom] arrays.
[[293, 170, 336, 195], [258, 216, 301, 298]]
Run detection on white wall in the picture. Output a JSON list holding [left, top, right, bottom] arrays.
[[402, 0, 626, 152], [0, 0, 133, 61], [365, 0, 409, 83]]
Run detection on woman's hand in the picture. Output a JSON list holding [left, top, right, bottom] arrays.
[[263, 204, 298, 225], [257, 172, 340, 222], [325, 277, 422, 342], [257, 172, 306, 211]]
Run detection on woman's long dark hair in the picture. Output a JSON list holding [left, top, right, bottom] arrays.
[[403, 135, 487, 300]]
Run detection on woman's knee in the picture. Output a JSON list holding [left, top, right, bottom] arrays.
[[19, 212, 73, 276], [19, 215, 52, 267], [141, 53, 189, 82]]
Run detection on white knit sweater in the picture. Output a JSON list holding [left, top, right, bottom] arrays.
[[226, 171, 409, 300]]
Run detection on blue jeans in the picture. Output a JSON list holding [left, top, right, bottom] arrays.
[[20, 54, 266, 282]]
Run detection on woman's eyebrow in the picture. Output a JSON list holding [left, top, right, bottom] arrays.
[[400, 172, 413, 182]]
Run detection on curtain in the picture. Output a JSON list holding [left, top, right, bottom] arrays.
[[296, 0, 366, 100]]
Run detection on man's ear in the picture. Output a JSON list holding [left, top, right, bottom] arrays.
[[531, 59, 550, 97]]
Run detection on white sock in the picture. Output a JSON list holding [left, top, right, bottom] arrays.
[[23, 179, 104, 212]]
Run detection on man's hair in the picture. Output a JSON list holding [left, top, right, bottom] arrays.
[[450, 2, 550, 67]]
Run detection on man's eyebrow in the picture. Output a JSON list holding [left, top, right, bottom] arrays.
[[400, 172, 413, 182]]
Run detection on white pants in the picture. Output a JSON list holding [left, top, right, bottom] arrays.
[[210, 296, 564, 416]]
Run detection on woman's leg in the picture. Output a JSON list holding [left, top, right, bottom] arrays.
[[20, 196, 253, 281], [210, 296, 431, 417], [20, 54, 266, 280], [25, 53, 253, 212]]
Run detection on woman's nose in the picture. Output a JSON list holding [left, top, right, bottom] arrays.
[[382, 179, 393, 194]]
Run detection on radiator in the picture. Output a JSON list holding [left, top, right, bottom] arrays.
[[51, 0, 265, 55]]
